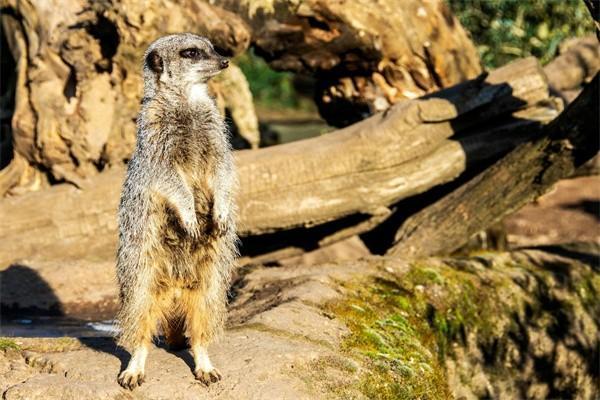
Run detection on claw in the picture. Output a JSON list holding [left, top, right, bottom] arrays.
[[194, 368, 222, 386], [211, 218, 228, 237], [118, 370, 145, 390]]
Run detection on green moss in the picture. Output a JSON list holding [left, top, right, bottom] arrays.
[[303, 249, 600, 399], [571, 271, 600, 323], [297, 355, 363, 399], [313, 259, 526, 399], [0, 338, 20, 351], [324, 277, 450, 399], [577, 275, 600, 304], [405, 265, 445, 286]]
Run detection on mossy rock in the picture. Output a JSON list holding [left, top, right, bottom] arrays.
[[314, 245, 599, 399]]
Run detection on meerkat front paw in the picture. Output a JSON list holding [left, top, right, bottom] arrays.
[[118, 369, 145, 390], [211, 205, 230, 236], [182, 217, 201, 239], [211, 214, 228, 236], [194, 368, 222, 386]]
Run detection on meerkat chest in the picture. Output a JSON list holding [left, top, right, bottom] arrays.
[[169, 104, 226, 182], [188, 84, 210, 104]]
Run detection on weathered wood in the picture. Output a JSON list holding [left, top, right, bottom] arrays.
[[0, 58, 553, 266], [241, 104, 558, 265], [388, 73, 599, 259], [543, 36, 599, 94], [216, 0, 482, 126], [238, 57, 548, 230]]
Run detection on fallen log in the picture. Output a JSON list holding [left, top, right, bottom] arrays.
[[388, 73, 599, 259], [238, 57, 550, 233], [0, 58, 553, 266], [242, 104, 557, 264]]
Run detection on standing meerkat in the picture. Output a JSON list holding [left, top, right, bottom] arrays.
[[115, 33, 237, 389]]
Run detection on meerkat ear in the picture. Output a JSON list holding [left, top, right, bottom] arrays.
[[146, 50, 163, 74]]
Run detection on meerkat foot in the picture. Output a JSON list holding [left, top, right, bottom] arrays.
[[191, 344, 221, 386], [118, 369, 145, 390], [118, 346, 148, 390], [194, 368, 222, 386]]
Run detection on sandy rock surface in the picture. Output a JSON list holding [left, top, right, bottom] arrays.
[[1, 262, 365, 400]]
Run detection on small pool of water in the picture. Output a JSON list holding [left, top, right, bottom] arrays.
[[0, 317, 116, 337]]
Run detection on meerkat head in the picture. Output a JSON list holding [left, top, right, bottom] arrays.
[[142, 33, 229, 102]]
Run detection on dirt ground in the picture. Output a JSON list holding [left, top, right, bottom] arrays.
[[504, 175, 600, 247]]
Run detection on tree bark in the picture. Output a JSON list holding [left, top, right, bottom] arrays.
[[216, 0, 482, 127], [0, 58, 554, 266], [388, 73, 599, 259]]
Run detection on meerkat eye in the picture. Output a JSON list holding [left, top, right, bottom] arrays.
[[180, 48, 206, 59]]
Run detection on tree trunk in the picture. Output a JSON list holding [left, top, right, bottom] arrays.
[[217, 0, 482, 127], [0, 58, 554, 266], [388, 73, 599, 259], [0, 0, 253, 190]]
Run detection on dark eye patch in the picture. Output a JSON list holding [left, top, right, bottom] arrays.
[[180, 48, 206, 59]]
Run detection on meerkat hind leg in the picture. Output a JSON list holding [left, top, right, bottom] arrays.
[[117, 289, 163, 390], [192, 344, 222, 385], [183, 289, 222, 385]]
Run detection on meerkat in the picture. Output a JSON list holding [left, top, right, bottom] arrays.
[[115, 33, 237, 390]]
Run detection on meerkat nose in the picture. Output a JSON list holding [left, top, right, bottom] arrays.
[[219, 59, 229, 69]]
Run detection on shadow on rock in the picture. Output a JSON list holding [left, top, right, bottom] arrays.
[[1, 264, 64, 318]]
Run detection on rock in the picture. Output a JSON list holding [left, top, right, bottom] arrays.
[[1, 245, 598, 399]]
